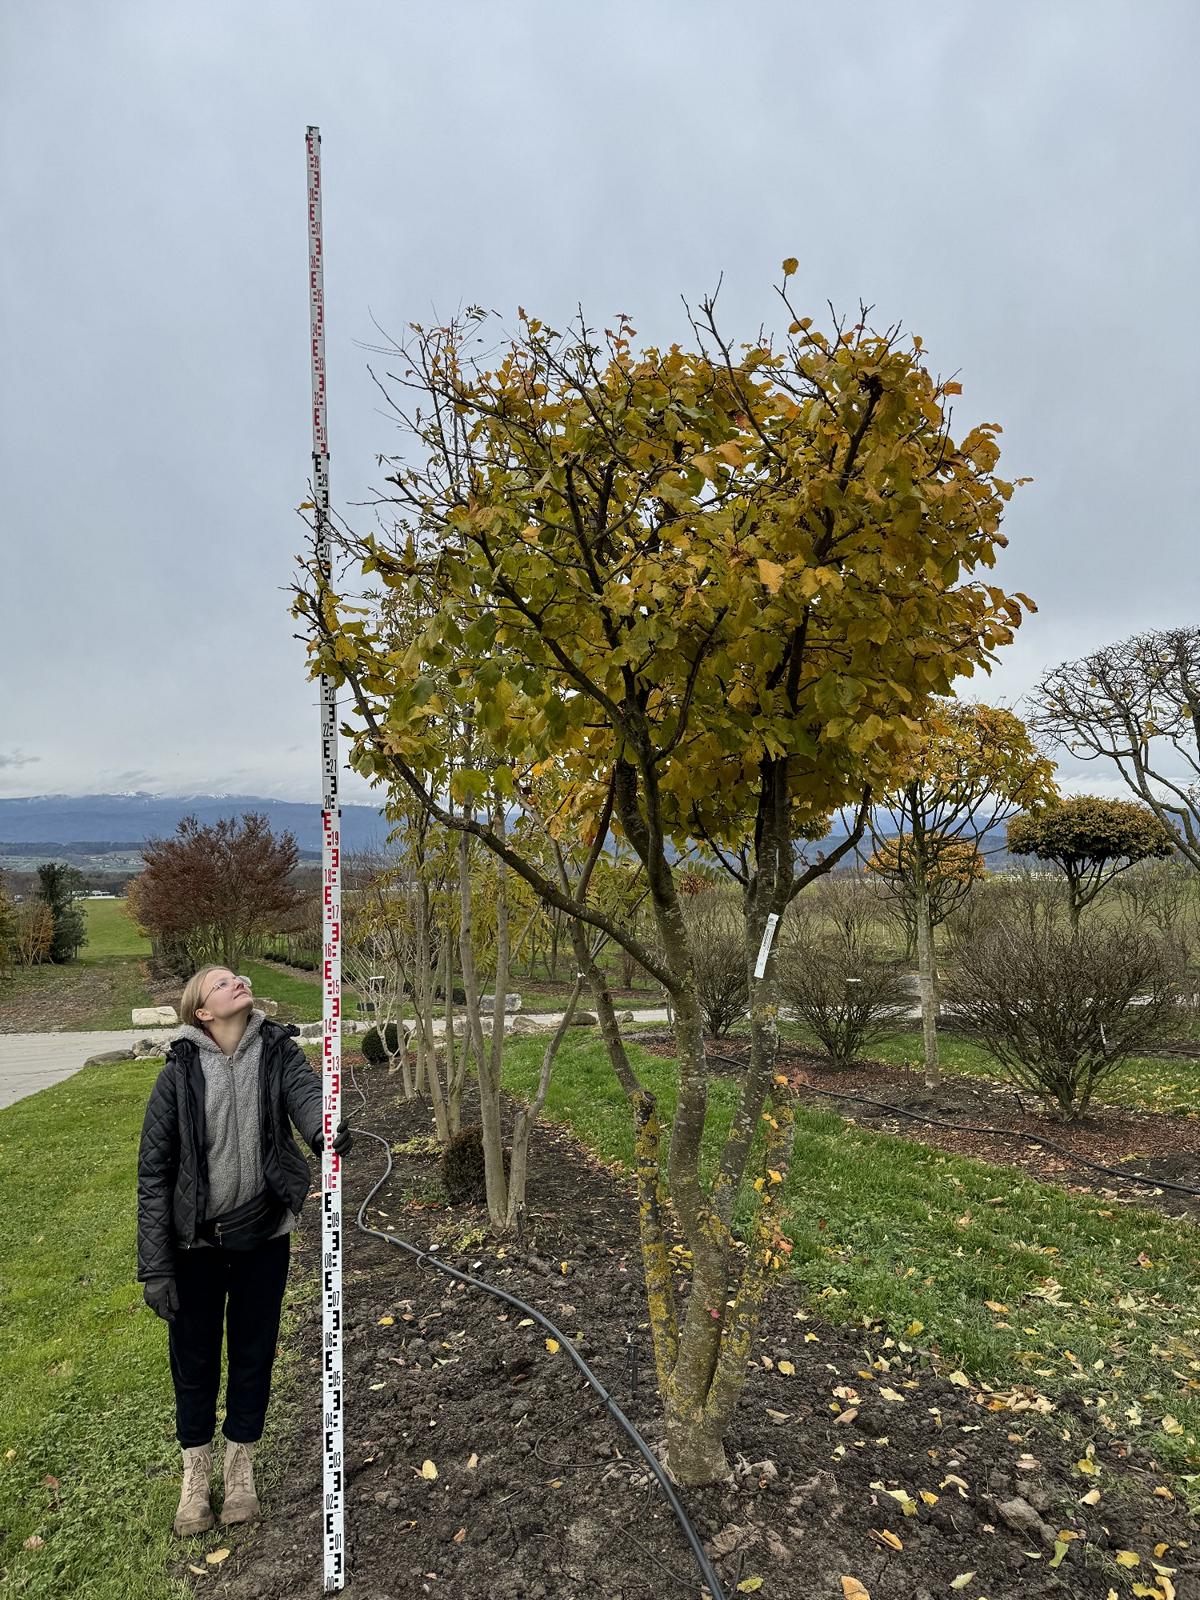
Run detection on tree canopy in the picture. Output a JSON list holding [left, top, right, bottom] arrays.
[[1030, 626, 1200, 871], [1007, 795, 1178, 926]]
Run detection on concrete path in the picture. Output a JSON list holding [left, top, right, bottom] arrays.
[[0, 1027, 177, 1110]]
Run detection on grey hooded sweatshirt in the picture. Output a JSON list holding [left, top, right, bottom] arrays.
[[170, 1008, 298, 1241]]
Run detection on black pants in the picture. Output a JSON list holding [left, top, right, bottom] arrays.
[[168, 1234, 291, 1448]]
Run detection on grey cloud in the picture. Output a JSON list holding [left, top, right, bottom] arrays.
[[0, 751, 40, 770], [1, 0, 1197, 802]]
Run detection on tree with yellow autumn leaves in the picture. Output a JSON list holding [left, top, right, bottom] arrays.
[[294, 271, 1031, 1484]]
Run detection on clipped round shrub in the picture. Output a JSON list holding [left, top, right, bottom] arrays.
[[442, 1124, 488, 1204], [361, 1021, 403, 1065]]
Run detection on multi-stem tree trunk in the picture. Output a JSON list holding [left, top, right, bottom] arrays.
[[606, 757, 799, 1486], [910, 814, 941, 1088], [506, 974, 582, 1232], [478, 800, 512, 1228], [413, 874, 449, 1142]]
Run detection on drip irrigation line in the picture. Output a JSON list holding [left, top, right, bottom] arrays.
[[706, 1051, 1200, 1201], [341, 1061, 726, 1600]]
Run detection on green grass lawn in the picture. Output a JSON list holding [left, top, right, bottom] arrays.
[[852, 1026, 1200, 1118], [0, 1056, 312, 1598], [502, 1034, 1200, 1498], [77, 899, 153, 961]]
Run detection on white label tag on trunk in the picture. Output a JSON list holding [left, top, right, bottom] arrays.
[[753, 913, 781, 979]]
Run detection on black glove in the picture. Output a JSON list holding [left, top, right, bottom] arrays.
[[312, 1119, 353, 1156], [144, 1276, 179, 1322]]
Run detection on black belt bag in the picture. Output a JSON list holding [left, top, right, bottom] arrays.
[[199, 1190, 285, 1251]]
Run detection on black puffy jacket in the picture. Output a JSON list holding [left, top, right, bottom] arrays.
[[136, 1019, 324, 1281]]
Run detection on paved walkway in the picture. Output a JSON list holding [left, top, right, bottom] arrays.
[[0, 1008, 676, 1111], [0, 1027, 177, 1110]]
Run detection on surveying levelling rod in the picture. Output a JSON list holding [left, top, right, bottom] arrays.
[[305, 124, 346, 1593]]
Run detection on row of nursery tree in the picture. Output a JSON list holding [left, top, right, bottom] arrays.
[[125, 278, 1199, 1487]]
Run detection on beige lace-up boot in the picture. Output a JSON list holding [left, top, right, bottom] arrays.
[[173, 1443, 215, 1536], [221, 1438, 261, 1524]]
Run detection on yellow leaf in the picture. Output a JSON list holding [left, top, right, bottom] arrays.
[[949, 1576, 975, 1591], [947, 1370, 970, 1388], [1161, 1415, 1184, 1435], [905, 1320, 924, 1337], [1076, 1457, 1099, 1476], [420, 1459, 439, 1481], [919, 1490, 938, 1506], [943, 381, 963, 396], [984, 1300, 1009, 1314], [206, 1548, 231, 1565], [1080, 1488, 1101, 1505], [841, 1580, 870, 1600], [875, 1528, 903, 1551], [298, 500, 315, 510], [767, 1168, 784, 1184], [378, 1315, 395, 1326], [1049, 1540, 1069, 1569], [781, 257, 799, 277], [467, 1453, 479, 1469], [777, 1360, 796, 1376], [188, 1565, 208, 1576], [757, 559, 786, 595], [736, 1579, 764, 1593], [1114, 1550, 1140, 1567], [545, 1338, 560, 1354]]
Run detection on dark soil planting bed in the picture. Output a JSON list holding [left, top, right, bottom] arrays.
[[197, 1059, 1197, 1600]]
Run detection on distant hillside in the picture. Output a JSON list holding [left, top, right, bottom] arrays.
[[0, 793, 392, 854]]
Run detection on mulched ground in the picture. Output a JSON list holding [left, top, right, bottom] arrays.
[[189, 1057, 1196, 1600], [636, 1033, 1200, 1223]]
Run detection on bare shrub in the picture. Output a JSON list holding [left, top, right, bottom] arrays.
[[682, 892, 749, 1037], [778, 933, 912, 1069], [945, 920, 1182, 1120]]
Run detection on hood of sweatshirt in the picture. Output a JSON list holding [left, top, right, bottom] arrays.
[[172, 1006, 267, 1063]]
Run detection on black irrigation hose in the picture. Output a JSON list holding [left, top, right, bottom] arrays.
[[341, 1063, 726, 1600], [706, 1050, 1200, 1201]]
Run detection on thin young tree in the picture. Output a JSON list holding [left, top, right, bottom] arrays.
[[864, 702, 1056, 1086]]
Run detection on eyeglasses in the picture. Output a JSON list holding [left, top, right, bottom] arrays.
[[200, 974, 253, 1006]]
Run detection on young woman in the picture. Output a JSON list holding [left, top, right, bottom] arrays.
[[136, 966, 352, 1537]]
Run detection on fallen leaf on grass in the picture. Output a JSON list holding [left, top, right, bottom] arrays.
[[947, 1370, 971, 1388], [205, 1549, 230, 1566], [188, 1564, 208, 1576], [1114, 1550, 1140, 1567], [22, 1535, 44, 1551], [841, 1580, 870, 1599], [1161, 1415, 1184, 1435], [419, 1460, 439, 1481]]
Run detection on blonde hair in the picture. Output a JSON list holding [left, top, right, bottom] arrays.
[[180, 966, 223, 1027]]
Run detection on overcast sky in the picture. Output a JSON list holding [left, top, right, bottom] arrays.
[[3, 0, 1197, 806]]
